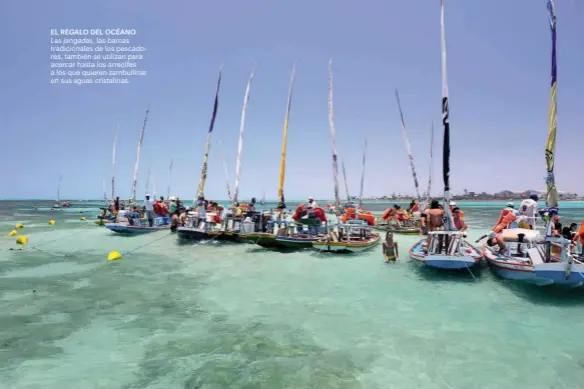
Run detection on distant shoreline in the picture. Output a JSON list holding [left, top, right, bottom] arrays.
[[1, 198, 583, 203], [359, 198, 584, 202]]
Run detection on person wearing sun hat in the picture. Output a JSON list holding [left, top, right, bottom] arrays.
[[307, 196, 318, 209]]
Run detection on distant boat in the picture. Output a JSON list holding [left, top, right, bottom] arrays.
[[52, 175, 63, 210]]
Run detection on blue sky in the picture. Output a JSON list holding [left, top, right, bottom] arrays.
[[1, 0, 582, 201]]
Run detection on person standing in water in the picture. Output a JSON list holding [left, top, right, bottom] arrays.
[[382, 231, 399, 262]]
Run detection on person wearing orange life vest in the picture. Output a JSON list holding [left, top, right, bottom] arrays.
[[381, 207, 395, 222], [394, 205, 407, 226], [572, 220, 584, 257], [292, 204, 306, 222], [492, 211, 517, 234], [313, 207, 327, 222], [153, 196, 169, 217]]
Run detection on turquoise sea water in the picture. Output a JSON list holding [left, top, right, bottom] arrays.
[[2, 200, 584, 389]]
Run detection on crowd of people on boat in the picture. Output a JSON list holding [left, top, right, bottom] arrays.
[[471, 194, 584, 259]]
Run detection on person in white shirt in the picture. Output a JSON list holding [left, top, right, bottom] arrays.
[[519, 194, 538, 230], [307, 196, 318, 209], [144, 194, 155, 227]]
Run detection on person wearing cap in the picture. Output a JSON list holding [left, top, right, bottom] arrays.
[[448, 200, 464, 219], [519, 194, 539, 230], [504, 201, 520, 229], [144, 193, 155, 227], [476, 231, 507, 252], [307, 196, 318, 209]]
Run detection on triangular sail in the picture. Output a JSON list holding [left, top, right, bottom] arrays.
[[276, 64, 296, 210], [545, 0, 558, 212], [130, 106, 150, 203], [233, 65, 256, 205], [111, 124, 118, 201], [260, 189, 265, 206], [327, 59, 341, 215], [103, 180, 107, 203], [395, 89, 421, 202], [440, 0, 455, 231], [358, 139, 367, 209], [197, 66, 222, 201]]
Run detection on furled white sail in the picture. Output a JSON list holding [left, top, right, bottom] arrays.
[[130, 106, 150, 203], [233, 65, 255, 205], [327, 59, 341, 215]]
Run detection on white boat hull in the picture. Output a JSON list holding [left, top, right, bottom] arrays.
[[409, 232, 482, 270], [484, 247, 584, 286]]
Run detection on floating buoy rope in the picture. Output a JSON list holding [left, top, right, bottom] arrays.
[[107, 232, 174, 261], [9, 217, 94, 257]]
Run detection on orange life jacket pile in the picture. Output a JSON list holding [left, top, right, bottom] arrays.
[[292, 204, 327, 222], [341, 207, 375, 226]]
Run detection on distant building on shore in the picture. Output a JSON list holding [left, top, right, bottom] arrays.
[[359, 189, 581, 201]]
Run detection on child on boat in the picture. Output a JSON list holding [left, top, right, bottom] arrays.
[[382, 231, 399, 262]]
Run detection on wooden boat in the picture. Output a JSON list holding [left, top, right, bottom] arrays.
[[177, 214, 240, 242], [409, 232, 482, 269], [105, 213, 171, 234], [312, 220, 380, 253], [240, 218, 295, 248], [483, 1, 584, 286], [274, 216, 329, 249], [407, 0, 481, 270], [178, 210, 266, 243]]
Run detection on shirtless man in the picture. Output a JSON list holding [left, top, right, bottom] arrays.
[[476, 231, 506, 252], [425, 200, 446, 253]]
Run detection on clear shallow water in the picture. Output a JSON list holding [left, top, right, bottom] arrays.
[[2, 200, 584, 388]]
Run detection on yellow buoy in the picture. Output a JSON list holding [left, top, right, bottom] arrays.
[[107, 251, 122, 261], [15, 223, 24, 229], [80, 216, 87, 221], [8, 230, 17, 236], [48, 219, 55, 225], [16, 236, 28, 245]]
